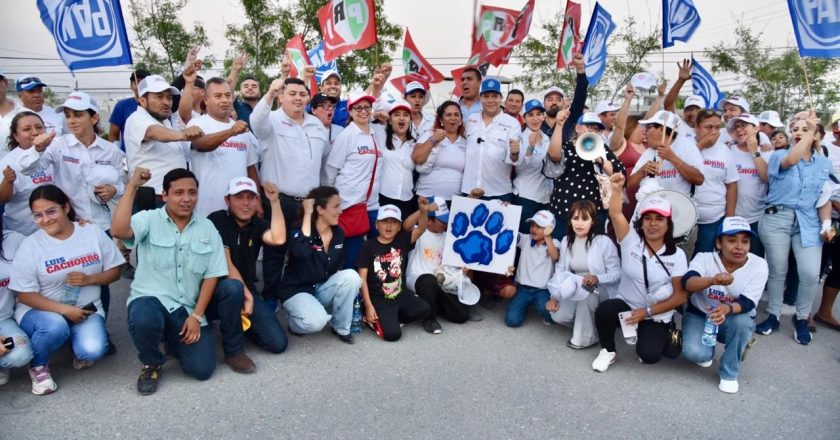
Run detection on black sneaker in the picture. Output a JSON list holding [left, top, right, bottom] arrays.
[[106, 340, 117, 356], [137, 364, 161, 395], [331, 328, 355, 344], [423, 319, 442, 334]]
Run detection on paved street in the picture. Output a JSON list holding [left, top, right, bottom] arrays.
[[2, 275, 839, 439]]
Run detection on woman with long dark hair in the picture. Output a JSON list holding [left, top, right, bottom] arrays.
[[376, 99, 416, 219], [413, 100, 466, 201], [10, 185, 123, 395]]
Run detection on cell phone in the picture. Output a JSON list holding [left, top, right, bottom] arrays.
[[82, 303, 98, 313], [2, 337, 13, 350]]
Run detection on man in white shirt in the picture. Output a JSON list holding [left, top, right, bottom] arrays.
[[461, 78, 521, 201], [595, 101, 620, 136], [718, 96, 770, 147], [187, 78, 259, 218], [757, 110, 785, 138], [2, 76, 66, 146], [124, 75, 203, 211]]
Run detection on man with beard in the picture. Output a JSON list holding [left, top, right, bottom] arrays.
[[541, 53, 586, 139], [459, 67, 483, 119], [540, 88, 565, 138], [225, 54, 258, 126], [108, 69, 151, 151], [124, 75, 203, 211]]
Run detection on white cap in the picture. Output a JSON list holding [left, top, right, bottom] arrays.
[[718, 216, 757, 238], [638, 195, 672, 218], [320, 69, 341, 84], [757, 110, 784, 128], [719, 95, 750, 113], [227, 177, 259, 195], [138, 75, 180, 96], [576, 112, 604, 127], [683, 95, 705, 110], [727, 113, 760, 129], [431, 196, 449, 223], [376, 204, 402, 221], [347, 91, 376, 109], [595, 101, 620, 115], [404, 81, 426, 95], [639, 110, 681, 131], [55, 91, 98, 113], [630, 71, 658, 91], [526, 210, 555, 228], [543, 86, 565, 99], [831, 109, 840, 127], [386, 99, 411, 114]]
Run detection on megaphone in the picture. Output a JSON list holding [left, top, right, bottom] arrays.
[[575, 132, 606, 161]]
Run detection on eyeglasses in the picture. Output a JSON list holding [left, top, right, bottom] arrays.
[[351, 105, 372, 113], [31, 206, 61, 222]]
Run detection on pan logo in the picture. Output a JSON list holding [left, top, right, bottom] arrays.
[[332, 0, 370, 44], [793, 0, 840, 45], [54, 0, 118, 57]]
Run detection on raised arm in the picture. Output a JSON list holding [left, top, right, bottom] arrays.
[[111, 167, 150, 240], [226, 53, 248, 89], [191, 120, 249, 152], [644, 82, 667, 119], [608, 173, 630, 241], [547, 108, 570, 163], [664, 59, 691, 112], [562, 53, 588, 140], [261, 182, 287, 246], [781, 112, 818, 169], [610, 84, 635, 152]]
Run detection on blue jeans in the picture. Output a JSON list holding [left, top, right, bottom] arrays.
[[19, 310, 108, 367], [343, 210, 378, 270], [515, 196, 548, 234], [694, 218, 724, 257], [245, 294, 288, 354], [758, 209, 821, 319], [127, 297, 216, 380], [282, 269, 361, 336], [0, 317, 33, 368], [681, 311, 755, 380], [206, 279, 246, 357], [505, 284, 551, 327]]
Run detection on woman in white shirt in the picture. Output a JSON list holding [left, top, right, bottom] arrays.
[[10, 185, 123, 395], [0, 220, 34, 385], [375, 99, 416, 219], [413, 101, 466, 202], [591, 173, 688, 373], [514, 99, 553, 233], [0, 112, 55, 236], [546, 200, 621, 349]]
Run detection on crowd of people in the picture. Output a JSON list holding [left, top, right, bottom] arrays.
[[0, 50, 838, 398]]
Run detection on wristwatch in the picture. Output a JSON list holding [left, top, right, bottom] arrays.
[[753, 151, 761, 158]]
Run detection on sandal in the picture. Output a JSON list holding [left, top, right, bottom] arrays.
[[813, 314, 840, 331]]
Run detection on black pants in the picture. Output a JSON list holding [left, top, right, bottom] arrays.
[[261, 195, 300, 300], [594, 298, 670, 364], [371, 292, 430, 342], [414, 274, 469, 323]]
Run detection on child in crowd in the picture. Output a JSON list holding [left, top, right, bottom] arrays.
[[505, 210, 560, 327]]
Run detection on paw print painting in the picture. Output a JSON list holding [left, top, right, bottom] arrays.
[[443, 196, 522, 275]]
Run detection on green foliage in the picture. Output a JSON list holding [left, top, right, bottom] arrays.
[[707, 24, 840, 120], [128, 0, 211, 80]]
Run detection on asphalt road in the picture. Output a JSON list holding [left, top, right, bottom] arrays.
[[2, 274, 839, 439]]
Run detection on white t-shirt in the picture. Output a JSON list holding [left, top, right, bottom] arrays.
[[694, 141, 739, 224], [124, 107, 189, 194], [617, 229, 687, 323], [515, 233, 561, 289], [326, 122, 383, 210], [0, 231, 25, 321], [187, 115, 259, 217], [632, 137, 704, 196], [406, 229, 445, 291], [730, 146, 772, 223], [0, 147, 54, 235], [461, 112, 521, 196], [35, 107, 66, 137], [375, 127, 416, 201], [10, 224, 124, 322], [415, 134, 466, 199], [676, 118, 696, 142], [688, 252, 768, 317], [514, 128, 552, 203]]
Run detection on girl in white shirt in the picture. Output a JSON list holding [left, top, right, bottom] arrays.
[[376, 99, 416, 219], [0, 221, 33, 385], [514, 99, 553, 233], [413, 101, 466, 201]]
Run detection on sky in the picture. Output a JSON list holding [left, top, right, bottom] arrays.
[[0, 0, 801, 113]]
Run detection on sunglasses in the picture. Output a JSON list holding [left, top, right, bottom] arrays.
[[18, 77, 43, 87]]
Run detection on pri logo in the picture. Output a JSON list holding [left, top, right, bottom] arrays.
[[479, 11, 513, 50], [331, 0, 370, 45], [287, 48, 307, 73], [54, 0, 118, 58]]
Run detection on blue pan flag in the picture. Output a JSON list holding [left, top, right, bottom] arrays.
[[581, 2, 617, 86], [691, 57, 724, 109], [663, 0, 702, 48], [787, 0, 840, 58]]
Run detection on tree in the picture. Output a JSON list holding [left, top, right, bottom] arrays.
[[225, 0, 402, 89], [128, 0, 211, 80], [707, 24, 840, 120]]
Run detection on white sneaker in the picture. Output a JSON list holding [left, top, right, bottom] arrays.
[[28, 365, 57, 395], [592, 349, 616, 372], [0, 368, 9, 385], [73, 358, 95, 370], [780, 304, 796, 316], [719, 378, 739, 394], [695, 359, 713, 368]]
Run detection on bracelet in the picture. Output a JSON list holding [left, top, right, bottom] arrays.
[[189, 313, 203, 323], [646, 306, 653, 317]]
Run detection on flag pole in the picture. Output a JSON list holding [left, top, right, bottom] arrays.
[[797, 55, 815, 112]]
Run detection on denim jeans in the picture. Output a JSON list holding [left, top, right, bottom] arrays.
[[245, 294, 288, 354], [758, 208, 822, 319], [206, 279, 246, 357], [19, 310, 108, 367], [282, 269, 361, 336], [0, 317, 33, 368], [505, 284, 551, 327], [127, 296, 216, 380], [343, 210, 378, 270], [515, 196, 548, 234], [681, 311, 755, 381], [694, 218, 724, 257]]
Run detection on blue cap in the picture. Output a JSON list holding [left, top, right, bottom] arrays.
[[480, 78, 501, 95], [524, 99, 545, 114], [576, 112, 605, 129], [16, 76, 47, 92]]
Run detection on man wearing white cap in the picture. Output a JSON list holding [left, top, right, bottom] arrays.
[[594, 100, 620, 136], [318, 70, 349, 127], [718, 96, 771, 147], [187, 77, 259, 218], [404, 81, 434, 140], [124, 74, 203, 211], [757, 110, 784, 138], [505, 210, 560, 328]]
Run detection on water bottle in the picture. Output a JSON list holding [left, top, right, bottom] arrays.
[[62, 284, 81, 306], [351, 295, 362, 334], [702, 316, 718, 347]]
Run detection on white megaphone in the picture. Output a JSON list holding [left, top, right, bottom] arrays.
[[575, 132, 606, 161]]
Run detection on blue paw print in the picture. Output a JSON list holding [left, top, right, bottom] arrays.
[[451, 203, 514, 265]]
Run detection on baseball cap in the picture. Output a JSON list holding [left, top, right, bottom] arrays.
[[16, 76, 47, 92], [138, 75, 180, 96], [227, 176, 259, 196], [480, 78, 501, 95], [683, 95, 705, 110], [429, 196, 450, 224], [310, 93, 338, 110], [387, 99, 411, 114], [526, 210, 556, 228], [320, 69, 341, 84], [757, 110, 784, 128], [377, 204, 402, 221], [727, 113, 760, 129], [638, 195, 672, 218], [55, 91, 99, 113], [404, 81, 427, 96], [524, 99, 545, 114], [347, 91, 376, 109], [640, 110, 681, 131], [543, 86, 564, 99], [719, 95, 750, 113], [717, 216, 757, 238], [831, 109, 840, 127], [576, 112, 605, 129], [595, 101, 620, 115]]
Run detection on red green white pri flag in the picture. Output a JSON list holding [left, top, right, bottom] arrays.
[[557, 0, 583, 68], [402, 29, 444, 83], [284, 35, 318, 92], [318, 0, 378, 62]]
